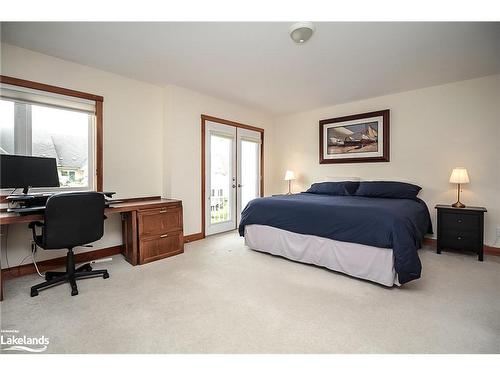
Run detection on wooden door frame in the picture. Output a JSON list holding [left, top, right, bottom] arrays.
[[201, 114, 264, 238]]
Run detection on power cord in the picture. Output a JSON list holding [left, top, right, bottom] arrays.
[[2, 224, 10, 269], [2, 188, 17, 269], [1, 223, 43, 276], [17, 254, 31, 267], [31, 242, 44, 278]]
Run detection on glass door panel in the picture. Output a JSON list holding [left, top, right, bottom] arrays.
[[205, 122, 236, 235], [210, 135, 232, 224], [237, 129, 261, 225], [239, 141, 259, 210]]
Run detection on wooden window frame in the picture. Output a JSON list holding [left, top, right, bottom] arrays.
[[0, 75, 104, 191], [201, 114, 264, 238]]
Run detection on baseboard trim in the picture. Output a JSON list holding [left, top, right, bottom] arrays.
[[1, 233, 205, 281], [184, 232, 204, 243], [4, 236, 493, 281], [1, 245, 123, 280], [423, 237, 499, 256], [423, 238, 436, 247], [484, 245, 500, 256]]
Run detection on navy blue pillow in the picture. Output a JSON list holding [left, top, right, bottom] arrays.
[[305, 181, 360, 196], [355, 181, 421, 200]]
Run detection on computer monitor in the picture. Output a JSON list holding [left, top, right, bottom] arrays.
[[0, 154, 60, 194]]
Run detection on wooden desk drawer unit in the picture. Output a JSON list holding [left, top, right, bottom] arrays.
[[122, 200, 184, 265], [139, 231, 184, 264], [139, 206, 183, 237], [435, 204, 486, 261]]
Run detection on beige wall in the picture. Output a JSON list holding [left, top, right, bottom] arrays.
[[270, 75, 500, 245], [0, 44, 274, 267], [1, 43, 165, 198], [163, 85, 274, 236], [1, 43, 498, 270], [1, 43, 165, 267]]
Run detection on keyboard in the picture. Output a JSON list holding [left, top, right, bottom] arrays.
[[7, 199, 124, 215], [7, 191, 116, 201], [7, 206, 46, 214]]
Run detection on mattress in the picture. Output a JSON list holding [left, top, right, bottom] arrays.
[[244, 224, 400, 287], [239, 192, 432, 283]]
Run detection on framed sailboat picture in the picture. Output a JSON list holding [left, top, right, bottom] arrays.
[[319, 109, 390, 164]]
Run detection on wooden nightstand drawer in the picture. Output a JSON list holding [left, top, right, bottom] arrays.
[[441, 230, 479, 250], [440, 212, 479, 231]]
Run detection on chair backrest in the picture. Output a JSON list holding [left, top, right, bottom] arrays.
[[42, 192, 105, 250]]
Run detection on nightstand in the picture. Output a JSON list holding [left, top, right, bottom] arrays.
[[435, 205, 487, 261]]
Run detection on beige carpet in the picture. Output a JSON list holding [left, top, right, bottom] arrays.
[[1, 231, 499, 353]]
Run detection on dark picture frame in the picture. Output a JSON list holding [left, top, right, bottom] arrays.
[[319, 109, 390, 164]]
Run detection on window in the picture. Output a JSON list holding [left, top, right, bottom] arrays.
[[0, 79, 100, 192]]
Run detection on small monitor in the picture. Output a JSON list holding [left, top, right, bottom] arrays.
[[0, 154, 60, 194]]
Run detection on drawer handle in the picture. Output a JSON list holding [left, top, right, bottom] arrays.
[[160, 234, 169, 238], [457, 236, 462, 240], [159, 209, 167, 213], [457, 219, 463, 223]]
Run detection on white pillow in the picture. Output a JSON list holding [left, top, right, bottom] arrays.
[[325, 176, 362, 182], [361, 178, 417, 184], [326, 176, 418, 184]]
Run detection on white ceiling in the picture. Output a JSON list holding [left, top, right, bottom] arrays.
[[1, 22, 499, 115]]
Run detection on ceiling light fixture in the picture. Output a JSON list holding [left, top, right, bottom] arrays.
[[289, 22, 315, 44]]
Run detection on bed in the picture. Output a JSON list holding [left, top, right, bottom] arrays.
[[238, 181, 432, 286]]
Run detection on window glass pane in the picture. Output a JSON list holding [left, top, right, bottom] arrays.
[[210, 134, 232, 224], [31, 105, 90, 188], [241, 140, 259, 210], [0, 100, 15, 154]]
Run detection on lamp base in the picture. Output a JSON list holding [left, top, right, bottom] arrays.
[[452, 201, 466, 208]]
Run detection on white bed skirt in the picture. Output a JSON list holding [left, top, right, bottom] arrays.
[[244, 224, 399, 287]]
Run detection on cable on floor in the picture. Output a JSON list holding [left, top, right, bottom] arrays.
[[31, 242, 44, 278]]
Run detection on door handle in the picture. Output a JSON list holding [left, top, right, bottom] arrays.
[[237, 184, 243, 187]]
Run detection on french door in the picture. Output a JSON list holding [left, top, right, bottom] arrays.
[[204, 120, 262, 236], [236, 128, 261, 224]]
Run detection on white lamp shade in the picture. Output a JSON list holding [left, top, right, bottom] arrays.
[[449, 167, 470, 184], [284, 170, 296, 181]]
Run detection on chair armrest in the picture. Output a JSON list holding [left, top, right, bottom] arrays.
[[28, 221, 44, 229], [28, 221, 44, 241]]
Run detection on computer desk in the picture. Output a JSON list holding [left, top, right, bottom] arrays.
[[0, 197, 184, 301]]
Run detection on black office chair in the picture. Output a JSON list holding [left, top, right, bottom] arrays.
[[29, 192, 109, 297]]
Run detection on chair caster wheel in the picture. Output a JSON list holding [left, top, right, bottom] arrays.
[[71, 289, 78, 296], [103, 272, 109, 279], [31, 289, 39, 297]]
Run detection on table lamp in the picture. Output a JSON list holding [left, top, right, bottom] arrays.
[[284, 170, 296, 195], [449, 167, 469, 208]]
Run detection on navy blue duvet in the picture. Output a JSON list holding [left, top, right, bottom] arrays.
[[238, 193, 432, 284]]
